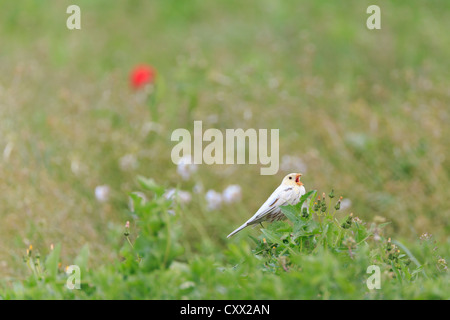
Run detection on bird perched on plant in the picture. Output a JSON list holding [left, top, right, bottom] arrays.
[[227, 173, 305, 238]]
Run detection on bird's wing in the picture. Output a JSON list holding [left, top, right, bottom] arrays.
[[227, 185, 305, 238], [244, 185, 296, 225]]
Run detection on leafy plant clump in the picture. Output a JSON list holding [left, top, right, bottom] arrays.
[[251, 190, 440, 285], [2, 180, 448, 300]]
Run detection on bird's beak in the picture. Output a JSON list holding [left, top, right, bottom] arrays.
[[295, 174, 303, 186]]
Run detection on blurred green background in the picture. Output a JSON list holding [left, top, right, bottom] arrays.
[[0, 0, 448, 279]]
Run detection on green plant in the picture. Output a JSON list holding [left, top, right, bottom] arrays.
[[250, 189, 435, 288], [2, 181, 448, 300], [119, 176, 184, 272]]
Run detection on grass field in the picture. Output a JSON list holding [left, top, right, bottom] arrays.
[[0, 1, 448, 299]]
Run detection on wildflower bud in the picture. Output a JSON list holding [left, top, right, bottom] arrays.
[[328, 189, 335, 198], [341, 215, 353, 229], [124, 220, 130, 237], [437, 258, 448, 271], [334, 200, 341, 210], [313, 202, 319, 212], [302, 207, 309, 218]]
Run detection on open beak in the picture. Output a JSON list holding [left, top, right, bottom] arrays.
[[295, 174, 302, 186]]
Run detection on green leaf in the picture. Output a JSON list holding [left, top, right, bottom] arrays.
[[260, 229, 296, 255], [307, 190, 318, 213], [74, 244, 89, 272], [299, 190, 316, 206], [261, 228, 283, 246], [137, 176, 165, 196], [411, 265, 424, 277], [280, 190, 316, 223], [45, 243, 61, 279], [390, 261, 403, 284], [378, 222, 392, 229], [274, 222, 293, 233], [248, 235, 260, 245], [280, 205, 300, 223]]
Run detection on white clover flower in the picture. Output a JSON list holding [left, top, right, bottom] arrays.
[[164, 188, 192, 205], [70, 159, 81, 175], [176, 155, 198, 180], [119, 154, 138, 171], [243, 109, 252, 120], [3, 141, 13, 162], [205, 189, 223, 211], [419, 233, 433, 241], [193, 182, 204, 194], [280, 155, 307, 173], [95, 185, 110, 203], [222, 185, 242, 204], [164, 188, 177, 200], [340, 198, 352, 211], [141, 121, 162, 136]]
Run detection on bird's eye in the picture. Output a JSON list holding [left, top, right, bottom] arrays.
[[289, 177, 292, 179]]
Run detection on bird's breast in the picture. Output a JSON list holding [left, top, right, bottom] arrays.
[[290, 186, 305, 205]]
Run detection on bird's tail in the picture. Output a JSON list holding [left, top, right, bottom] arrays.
[[227, 223, 248, 238]]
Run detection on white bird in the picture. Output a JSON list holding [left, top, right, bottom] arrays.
[[227, 173, 306, 238]]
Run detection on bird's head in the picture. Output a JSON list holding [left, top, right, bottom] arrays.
[[282, 173, 303, 187]]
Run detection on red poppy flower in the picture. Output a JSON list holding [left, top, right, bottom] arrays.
[[130, 64, 156, 89]]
